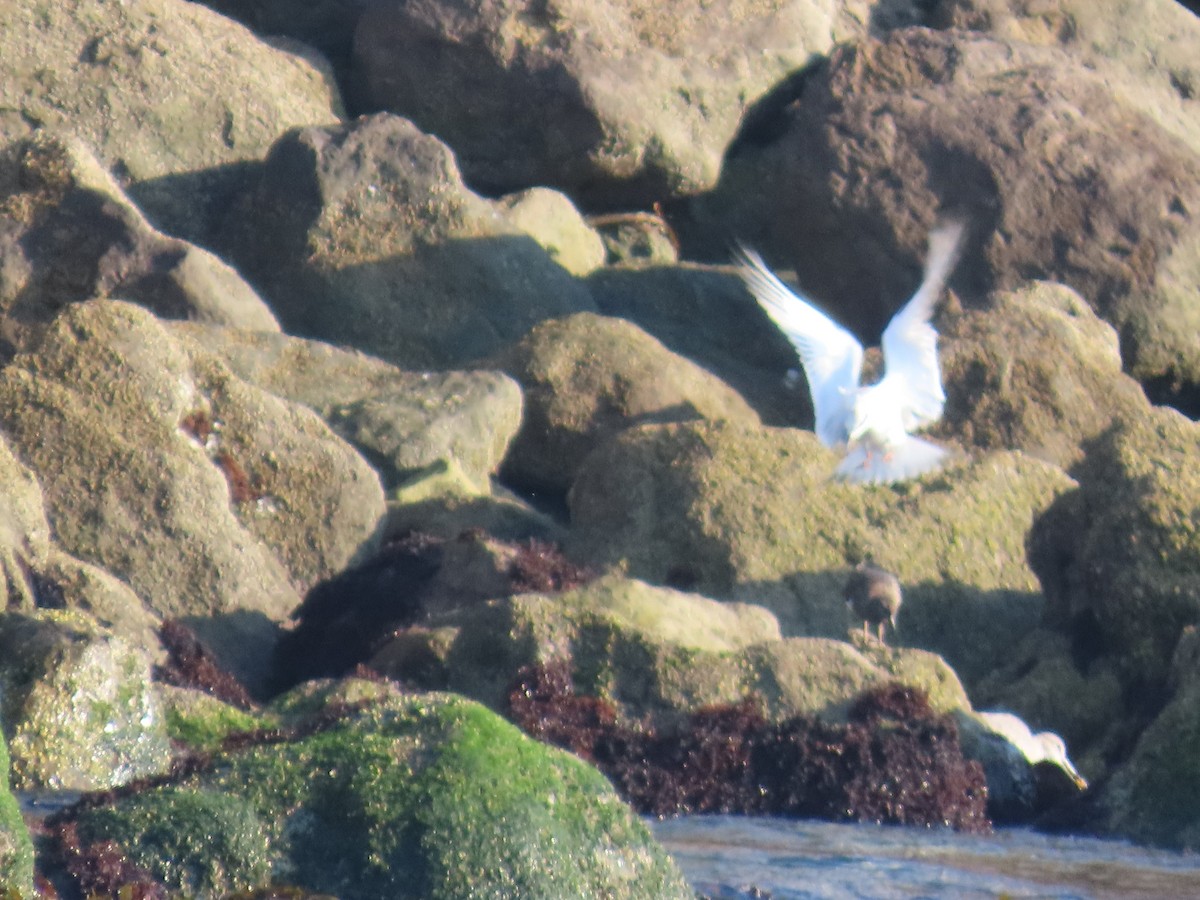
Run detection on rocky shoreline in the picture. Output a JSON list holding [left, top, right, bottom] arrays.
[[2, 0, 1200, 896]]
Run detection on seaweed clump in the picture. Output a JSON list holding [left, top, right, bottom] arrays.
[[274, 532, 595, 689], [155, 619, 257, 709], [508, 664, 990, 832]]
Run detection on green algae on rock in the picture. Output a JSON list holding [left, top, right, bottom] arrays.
[[62, 686, 691, 899], [0, 730, 35, 898], [0, 613, 172, 792]]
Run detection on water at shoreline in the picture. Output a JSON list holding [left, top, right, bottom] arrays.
[[653, 815, 1200, 899]]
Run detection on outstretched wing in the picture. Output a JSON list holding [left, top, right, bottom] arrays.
[[878, 218, 966, 432], [734, 244, 862, 447]]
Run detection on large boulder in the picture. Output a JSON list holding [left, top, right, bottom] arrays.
[[352, 0, 882, 207], [0, 300, 386, 690], [568, 421, 1073, 686], [57, 684, 693, 899], [936, 281, 1151, 470], [0, 133, 279, 362], [372, 574, 972, 725], [929, 0, 1200, 151], [218, 113, 596, 370], [688, 27, 1200, 406], [0, 0, 342, 242], [487, 312, 760, 495], [1101, 627, 1200, 849], [173, 324, 524, 489], [1029, 408, 1200, 698]]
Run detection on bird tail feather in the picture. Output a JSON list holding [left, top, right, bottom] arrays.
[[835, 436, 949, 484]]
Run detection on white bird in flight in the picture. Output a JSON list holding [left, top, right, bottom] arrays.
[[734, 219, 967, 484]]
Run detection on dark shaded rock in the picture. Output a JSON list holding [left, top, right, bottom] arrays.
[[353, 0, 875, 207], [486, 311, 760, 495], [156, 620, 256, 711], [509, 664, 990, 830], [688, 27, 1200, 404], [0, 133, 278, 362], [218, 113, 596, 370], [1029, 408, 1200, 701], [1101, 626, 1200, 849], [275, 531, 596, 688]]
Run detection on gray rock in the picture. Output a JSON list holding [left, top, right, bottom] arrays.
[[219, 113, 596, 369], [0, 0, 342, 242], [929, 0, 1200, 151], [495, 188, 608, 276], [352, 0, 876, 206], [486, 312, 760, 494], [327, 371, 523, 489], [688, 27, 1200, 403], [0, 133, 279, 360], [0, 300, 386, 691]]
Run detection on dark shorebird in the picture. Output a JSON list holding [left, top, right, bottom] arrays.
[[844, 562, 902, 642]]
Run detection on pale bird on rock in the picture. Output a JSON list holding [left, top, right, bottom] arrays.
[[734, 218, 967, 484]]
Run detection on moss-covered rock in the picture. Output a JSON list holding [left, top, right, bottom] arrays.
[[66, 686, 692, 899], [0, 729, 35, 898], [937, 281, 1150, 470], [218, 113, 595, 371], [376, 574, 971, 726], [1102, 628, 1200, 849], [0, 300, 386, 690], [487, 311, 760, 495], [0, 612, 172, 791], [159, 685, 273, 754], [174, 324, 524, 490], [568, 421, 1073, 685], [1030, 408, 1200, 695]]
